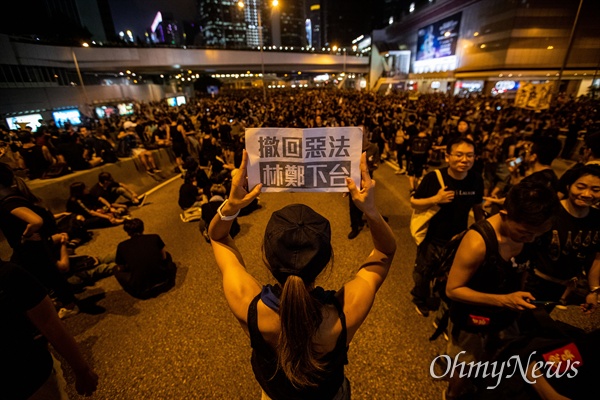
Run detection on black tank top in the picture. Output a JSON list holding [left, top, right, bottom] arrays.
[[248, 286, 348, 400], [19, 145, 50, 179], [450, 219, 524, 332]]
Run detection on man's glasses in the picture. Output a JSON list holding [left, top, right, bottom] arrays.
[[449, 153, 475, 160]]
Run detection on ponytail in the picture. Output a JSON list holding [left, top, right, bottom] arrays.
[[277, 275, 325, 388]]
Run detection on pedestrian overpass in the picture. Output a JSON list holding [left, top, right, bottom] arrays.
[[9, 39, 370, 75]]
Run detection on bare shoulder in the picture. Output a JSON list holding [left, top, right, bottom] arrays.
[[455, 228, 487, 264]]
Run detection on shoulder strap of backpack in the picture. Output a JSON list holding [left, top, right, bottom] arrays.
[[470, 219, 498, 264], [434, 169, 444, 189], [0, 187, 24, 205]]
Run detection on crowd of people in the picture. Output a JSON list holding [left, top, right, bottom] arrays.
[[1, 88, 599, 399]]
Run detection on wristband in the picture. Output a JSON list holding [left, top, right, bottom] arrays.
[[217, 200, 240, 221]]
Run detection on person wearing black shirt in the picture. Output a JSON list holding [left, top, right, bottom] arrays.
[[0, 261, 98, 398], [55, 133, 102, 171], [115, 218, 176, 299], [525, 165, 600, 309], [410, 137, 485, 317]]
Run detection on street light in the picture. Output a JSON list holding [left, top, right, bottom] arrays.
[[239, 1, 279, 102]]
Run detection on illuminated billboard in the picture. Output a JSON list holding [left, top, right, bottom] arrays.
[[117, 103, 135, 116], [6, 114, 44, 131], [95, 105, 118, 119], [52, 109, 82, 128], [416, 12, 461, 61], [166, 96, 186, 107]]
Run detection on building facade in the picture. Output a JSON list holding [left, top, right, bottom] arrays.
[[371, 0, 600, 97], [199, 0, 247, 48]]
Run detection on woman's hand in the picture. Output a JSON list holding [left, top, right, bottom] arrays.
[[346, 152, 377, 217], [225, 150, 262, 213]]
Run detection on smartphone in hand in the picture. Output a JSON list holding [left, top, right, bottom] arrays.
[[508, 157, 523, 168]]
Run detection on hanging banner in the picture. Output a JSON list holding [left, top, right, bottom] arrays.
[[514, 81, 553, 110], [245, 127, 363, 192]]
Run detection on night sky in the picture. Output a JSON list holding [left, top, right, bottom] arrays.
[[108, 0, 401, 45], [108, 0, 198, 39]]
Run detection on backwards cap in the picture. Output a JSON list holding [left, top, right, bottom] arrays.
[[264, 204, 332, 284]]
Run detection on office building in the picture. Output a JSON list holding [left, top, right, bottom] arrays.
[[198, 0, 247, 48]]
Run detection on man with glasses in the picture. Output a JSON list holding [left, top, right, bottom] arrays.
[[409, 137, 485, 317]]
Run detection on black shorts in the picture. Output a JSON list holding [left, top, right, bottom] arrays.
[[408, 155, 427, 177], [172, 142, 189, 158]]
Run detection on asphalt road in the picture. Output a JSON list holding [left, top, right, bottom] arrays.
[[43, 161, 599, 399]]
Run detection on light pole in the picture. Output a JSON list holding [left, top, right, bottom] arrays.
[[257, 8, 266, 102], [72, 45, 90, 105], [239, 1, 279, 103], [556, 0, 584, 99]]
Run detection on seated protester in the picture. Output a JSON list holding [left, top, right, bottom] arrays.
[[209, 153, 235, 185], [151, 119, 171, 147], [53, 211, 92, 249], [198, 183, 240, 242], [444, 180, 560, 400], [14, 130, 55, 179], [0, 261, 98, 399], [91, 171, 145, 207], [0, 164, 80, 318], [525, 165, 600, 310], [63, 252, 117, 293], [66, 181, 125, 229], [178, 171, 206, 222], [195, 161, 213, 197], [117, 126, 161, 175], [114, 218, 176, 299], [78, 126, 101, 162], [55, 133, 102, 171], [92, 131, 120, 164]]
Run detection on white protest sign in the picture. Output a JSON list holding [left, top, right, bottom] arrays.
[[245, 127, 363, 192]]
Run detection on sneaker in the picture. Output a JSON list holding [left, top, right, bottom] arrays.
[[180, 213, 187, 223], [347, 227, 362, 240], [395, 168, 406, 175], [146, 170, 155, 176], [556, 298, 568, 310], [433, 321, 449, 341], [415, 304, 430, 317], [58, 305, 80, 319], [138, 194, 147, 207]]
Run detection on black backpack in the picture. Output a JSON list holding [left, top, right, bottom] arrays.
[[429, 219, 498, 340], [95, 139, 119, 164], [116, 137, 134, 158], [411, 136, 430, 155]]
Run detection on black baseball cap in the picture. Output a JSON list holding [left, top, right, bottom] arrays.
[[264, 204, 332, 284]]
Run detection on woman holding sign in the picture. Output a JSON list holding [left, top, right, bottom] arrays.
[[208, 150, 396, 399]]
